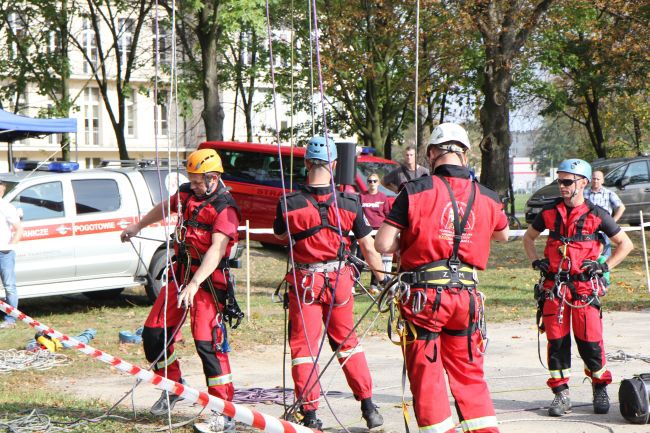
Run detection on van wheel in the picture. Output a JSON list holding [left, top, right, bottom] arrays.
[[145, 249, 170, 303], [83, 288, 124, 300]]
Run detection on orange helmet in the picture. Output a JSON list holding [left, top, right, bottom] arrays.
[[186, 149, 223, 174]]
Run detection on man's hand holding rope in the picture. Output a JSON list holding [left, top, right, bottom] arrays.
[[178, 232, 230, 309]]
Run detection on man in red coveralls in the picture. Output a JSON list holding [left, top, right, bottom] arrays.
[[273, 136, 385, 430], [360, 173, 391, 293], [522, 158, 633, 417], [375, 123, 508, 433], [121, 149, 242, 433]]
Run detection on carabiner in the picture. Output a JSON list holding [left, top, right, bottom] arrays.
[[300, 273, 315, 305], [411, 290, 427, 315], [556, 283, 566, 324]]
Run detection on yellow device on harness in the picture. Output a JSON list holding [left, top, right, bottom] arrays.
[[36, 332, 63, 352]]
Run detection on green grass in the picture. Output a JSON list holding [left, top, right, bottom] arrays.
[[2, 230, 650, 430]]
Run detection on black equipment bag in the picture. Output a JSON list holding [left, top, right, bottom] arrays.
[[619, 374, 650, 424]]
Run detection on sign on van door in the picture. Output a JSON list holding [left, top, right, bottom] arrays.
[[11, 180, 76, 293]]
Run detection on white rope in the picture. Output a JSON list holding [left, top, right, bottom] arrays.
[[0, 349, 69, 373], [413, 0, 420, 156], [607, 349, 650, 363]]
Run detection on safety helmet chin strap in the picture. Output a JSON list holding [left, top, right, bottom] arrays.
[[430, 143, 467, 169], [567, 176, 584, 202]]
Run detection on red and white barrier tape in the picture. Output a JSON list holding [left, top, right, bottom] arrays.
[[0, 300, 318, 433]]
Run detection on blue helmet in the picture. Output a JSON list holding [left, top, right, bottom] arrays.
[[305, 136, 337, 162], [557, 158, 592, 180]]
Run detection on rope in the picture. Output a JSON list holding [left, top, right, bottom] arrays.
[[0, 409, 130, 433], [0, 301, 318, 433], [498, 417, 615, 432], [607, 349, 650, 363], [413, 0, 420, 156], [232, 388, 343, 406], [0, 349, 69, 373]]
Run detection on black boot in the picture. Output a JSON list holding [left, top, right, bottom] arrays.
[[593, 384, 610, 414], [300, 409, 323, 430], [361, 398, 384, 429]]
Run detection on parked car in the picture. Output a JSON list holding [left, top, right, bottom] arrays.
[[525, 156, 650, 225], [0, 161, 183, 302], [199, 141, 398, 247]]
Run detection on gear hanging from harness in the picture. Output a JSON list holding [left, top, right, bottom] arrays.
[[534, 202, 607, 331], [288, 192, 351, 305], [175, 187, 245, 331], [397, 176, 487, 362]]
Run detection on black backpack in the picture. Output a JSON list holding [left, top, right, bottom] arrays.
[[619, 374, 650, 424]]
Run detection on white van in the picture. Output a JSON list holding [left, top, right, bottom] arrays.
[[0, 161, 186, 302]]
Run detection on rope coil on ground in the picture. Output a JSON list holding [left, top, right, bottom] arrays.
[[0, 349, 69, 373], [607, 349, 650, 363]]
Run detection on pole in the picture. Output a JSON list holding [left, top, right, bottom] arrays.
[[640, 211, 650, 293], [246, 219, 251, 322]]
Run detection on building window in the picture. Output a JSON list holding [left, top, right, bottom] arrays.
[[156, 90, 169, 137], [7, 12, 26, 58], [84, 88, 100, 145], [84, 157, 102, 169], [48, 30, 58, 54], [82, 18, 98, 74], [118, 18, 134, 67], [152, 22, 171, 66], [126, 94, 136, 137]]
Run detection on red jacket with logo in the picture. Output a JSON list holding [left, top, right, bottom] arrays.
[[385, 165, 507, 270]]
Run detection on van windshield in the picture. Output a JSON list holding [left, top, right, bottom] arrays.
[[219, 149, 307, 189]]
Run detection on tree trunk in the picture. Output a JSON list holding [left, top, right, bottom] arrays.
[[633, 114, 642, 155], [198, 18, 224, 142], [585, 91, 606, 158], [479, 64, 512, 197], [117, 130, 130, 160]]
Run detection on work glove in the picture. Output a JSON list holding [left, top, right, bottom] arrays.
[[222, 297, 245, 329], [531, 258, 550, 274], [581, 259, 609, 276]]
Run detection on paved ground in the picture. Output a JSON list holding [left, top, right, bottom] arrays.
[[62, 310, 650, 432]]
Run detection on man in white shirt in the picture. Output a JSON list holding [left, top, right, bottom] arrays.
[[0, 181, 22, 329], [585, 170, 625, 257]]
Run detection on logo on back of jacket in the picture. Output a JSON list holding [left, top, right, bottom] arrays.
[[439, 202, 475, 243]]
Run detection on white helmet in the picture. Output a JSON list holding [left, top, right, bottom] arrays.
[[428, 122, 471, 151]]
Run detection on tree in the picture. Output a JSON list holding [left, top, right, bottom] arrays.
[[161, 0, 265, 142], [528, 0, 649, 158], [0, 0, 75, 159], [68, 0, 154, 160], [458, 0, 554, 196]]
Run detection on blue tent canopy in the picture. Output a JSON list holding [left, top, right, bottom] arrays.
[[0, 108, 77, 142]]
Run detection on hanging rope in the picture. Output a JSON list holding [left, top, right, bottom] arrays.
[[413, 0, 420, 156]]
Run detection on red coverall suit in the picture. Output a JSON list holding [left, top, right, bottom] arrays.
[[384, 165, 507, 433], [142, 183, 241, 400], [273, 186, 375, 411], [532, 199, 620, 393]]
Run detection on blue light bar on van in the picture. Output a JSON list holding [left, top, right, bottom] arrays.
[[360, 147, 376, 155], [14, 160, 79, 172], [48, 161, 79, 172]]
